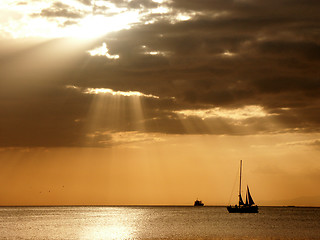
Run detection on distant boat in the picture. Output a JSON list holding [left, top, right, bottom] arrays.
[[227, 160, 258, 213], [194, 199, 204, 206]]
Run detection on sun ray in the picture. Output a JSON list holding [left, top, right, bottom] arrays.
[[69, 86, 158, 147]]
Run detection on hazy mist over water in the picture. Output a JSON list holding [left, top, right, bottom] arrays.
[[0, 206, 319, 240]]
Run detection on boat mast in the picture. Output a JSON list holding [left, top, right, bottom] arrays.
[[239, 160, 242, 205]]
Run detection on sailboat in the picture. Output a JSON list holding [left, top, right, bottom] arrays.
[[227, 160, 258, 213]]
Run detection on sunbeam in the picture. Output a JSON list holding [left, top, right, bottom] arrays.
[[77, 87, 158, 147]]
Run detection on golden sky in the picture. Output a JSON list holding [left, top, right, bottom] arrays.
[[0, 0, 320, 206]]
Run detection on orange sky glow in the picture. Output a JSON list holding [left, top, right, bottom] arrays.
[[0, 0, 320, 206]]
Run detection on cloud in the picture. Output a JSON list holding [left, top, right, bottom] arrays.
[[278, 139, 320, 150], [16, 2, 28, 6], [1, 0, 320, 147], [87, 43, 120, 59], [128, 0, 159, 9], [86, 131, 164, 147], [67, 85, 159, 98], [34, 2, 85, 19], [0, 9, 23, 23], [311, 140, 320, 149], [77, 0, 92, 6], [60, 20, 79, 27], [175, 105, 275, 120], [106, 0, 159, 9]]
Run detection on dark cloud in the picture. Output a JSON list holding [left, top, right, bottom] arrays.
[[34, 2, 85, 19], [77, 0, 92, 6], [16, 2, 28, 5], [128, 0, 159, 9], [60, 20, 79, 27], [0, 86, 89, 147], [1, 0, 320, 147], [311, 140, 320, 148], [106, 0, 159, 9]]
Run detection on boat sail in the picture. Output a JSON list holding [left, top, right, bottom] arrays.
[[227, 160, 258, 213]]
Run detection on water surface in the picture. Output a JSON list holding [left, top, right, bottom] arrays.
[[0, 206, 319, 239]]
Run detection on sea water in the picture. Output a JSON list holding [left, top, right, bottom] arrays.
[[0, 206, 319, 240]]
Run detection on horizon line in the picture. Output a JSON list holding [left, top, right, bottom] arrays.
[[0, 204, 319, 208]]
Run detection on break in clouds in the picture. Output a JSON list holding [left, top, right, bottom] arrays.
[[0, 0, 320, 147]]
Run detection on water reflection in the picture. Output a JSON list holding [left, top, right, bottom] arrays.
[[80, 207, 140, 240], [83, 225, 135, 240]]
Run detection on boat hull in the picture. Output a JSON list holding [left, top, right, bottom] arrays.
[[194, 203, 204, 206], [227, 205, 258, 213]]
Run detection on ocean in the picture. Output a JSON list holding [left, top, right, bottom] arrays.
[[0, 206, 319, 240]]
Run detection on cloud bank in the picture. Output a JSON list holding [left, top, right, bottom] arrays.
[[0, 0, 319, 147]]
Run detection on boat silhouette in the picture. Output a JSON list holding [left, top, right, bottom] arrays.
[[194, 199, 204, 206], [227, 160, 258, 213]]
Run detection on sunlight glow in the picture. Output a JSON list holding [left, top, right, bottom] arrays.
[[176, 13, 192, 21], [151, 7, 170, 14], [84, 88, 159, 98], [149, 51, 161, 55], [67, 85, 159, 99], [175, 105, 275, 120], [142, 45, 170, 56], [222, 50, 235, 57], [0, 0, 141, 38], [146, 51, 169, 56], [1, 0, 195, 39], [72, 11, 140, 38], [87, 43, 119, 59]]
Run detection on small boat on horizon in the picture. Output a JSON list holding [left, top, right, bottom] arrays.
[[227, 160, 258, 213], [194, 199, 204, 206]]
